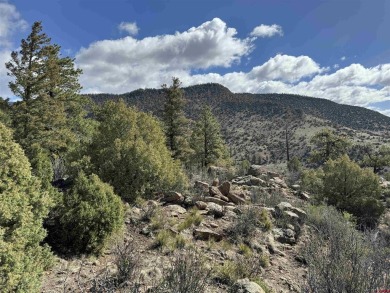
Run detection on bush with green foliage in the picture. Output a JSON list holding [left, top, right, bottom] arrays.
[[88, 100, 187, 202], [59, 172, 124, 255], [303, 205, 390, 292], [0, 122, 53, 292], [322, 155, 384, 227], [302, 155, 384, 227]]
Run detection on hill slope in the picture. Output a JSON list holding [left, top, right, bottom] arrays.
[[86, 83, 390, 163]]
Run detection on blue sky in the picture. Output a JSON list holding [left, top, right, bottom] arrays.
[[1, 0, 390, 115]]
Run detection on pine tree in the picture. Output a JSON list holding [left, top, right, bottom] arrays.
[[6, 21, 91, 181], [310, 128, 351, 165], [0, 122, 53, 292], [162, 77, 192, 163], [6, 22, 50, 101], [191, 105, 230, 167]]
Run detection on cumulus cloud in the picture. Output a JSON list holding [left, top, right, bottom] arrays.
[[77, 18, 252, 93], [0, 2, 27, 98], [74, 17, 390, 113], [118, 21, 139, 36], [0, 2, 27, 47], [250, 24, 283, 38], [249, 54, 325, 83]]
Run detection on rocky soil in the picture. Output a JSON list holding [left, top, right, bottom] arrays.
[[41, 166, 315, 293]]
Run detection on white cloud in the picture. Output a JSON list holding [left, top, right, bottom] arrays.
[[118, 21, 139, 36], [0, 2, 27, 98], [75, 17, 390, 111], [341, 56, 346, 61], [250, 24, 283, 38], [249, 54, 325, 83], [77, 18, 253, 93], [0, 2, 27, 48]]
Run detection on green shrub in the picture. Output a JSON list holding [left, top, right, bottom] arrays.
[[154, 230, 187, 251], [60, 172, 124, 255], [302, 155, 384, 227], [0, 122, 53, 292], [322, 155, 384, 227], [89, 100, 188, 202], [178, 208, 203, 231]]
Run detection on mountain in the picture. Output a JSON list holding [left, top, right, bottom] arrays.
[[86, 83, 390, 164]]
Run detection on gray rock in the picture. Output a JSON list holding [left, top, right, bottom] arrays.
[[166, 204, 187, 216], [194, 180, 209, 191], [218, 181, 231, 196], [227, 191, 246, 205], [162, 192, 184, 204], [195, 201, 208, 210], [193, 228, 222, 241], [248, 165, 266, 177], [207, 202, 224, 218], [233, 278, 266, 293]]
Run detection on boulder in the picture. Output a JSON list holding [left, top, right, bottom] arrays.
[[207, 202, 224, 218], [194, 180, 209, 191], [195, 201, 208, 210], [203, 196, 232, 206], [283, 210, 300, 223], [165, 205, 187, 216], [193, 228, 222, 241], [275, 202, 293, 214], [290, 207, 307, 221], [273, 177, 288, 188], [218, 181, 231, 196], [267, 171, 279, 178], [250, 176, 267, 187], [209, 186, 225, 199], [233, 278, 265, 293], [227, 191, 246, 205], [162, 192, 184, 204], [291, 184, 300, 191], [248, 165, 266, 177], [299, 191, 311, 201]]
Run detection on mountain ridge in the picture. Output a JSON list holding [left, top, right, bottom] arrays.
[[86, 83, 390, 131], [86, 83, 390, 163]]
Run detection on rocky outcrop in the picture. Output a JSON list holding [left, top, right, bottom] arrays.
[[233, 278, 265, 293]]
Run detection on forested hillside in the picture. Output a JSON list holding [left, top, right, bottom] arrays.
[[87, 83, 390, 163]]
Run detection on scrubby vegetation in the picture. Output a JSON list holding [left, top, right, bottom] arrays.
[[1, 20, 390, 293], [303, 205, 390, 292]]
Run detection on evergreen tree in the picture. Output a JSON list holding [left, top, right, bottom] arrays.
[[6, 21, 91, 182], [358, 144, 390, 173], [310, 128, 351, 165], [6, 22, 50, 101], [191, 105, 230, 167], [322, 155, 384, 227], [162, 77, 192, 163], [0, 122, 53, 292], [88, 100, 187, 202]]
